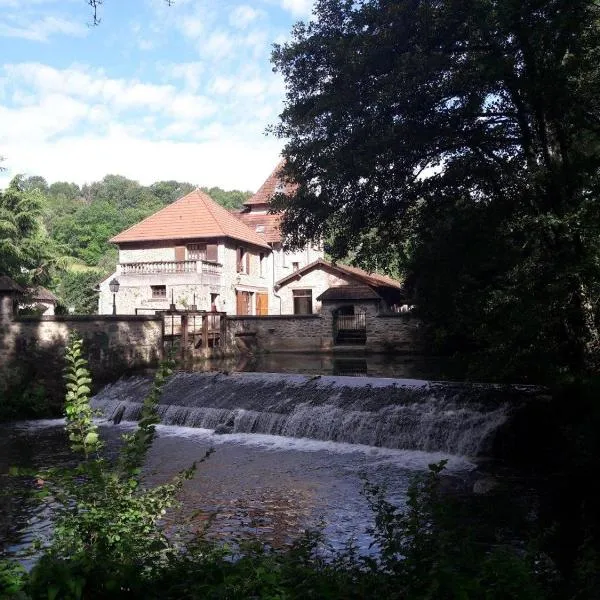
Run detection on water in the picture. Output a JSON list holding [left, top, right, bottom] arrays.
[[190, 352, 447, 379], [1, 372, 540, 560], [91, 372, 539, 456], [0, 419, 475, 559]]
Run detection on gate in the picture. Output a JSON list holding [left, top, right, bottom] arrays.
[[333, 312, 367, 345]]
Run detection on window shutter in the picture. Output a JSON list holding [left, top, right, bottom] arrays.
[[175, 246, 185, 262], [206, 244, 218, 262], [236, 248, 242, 273]]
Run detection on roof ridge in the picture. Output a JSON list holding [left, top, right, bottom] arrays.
[[198, 189, 227, 237]]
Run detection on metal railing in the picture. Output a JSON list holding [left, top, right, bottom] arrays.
[[334, 313, 366, 332]]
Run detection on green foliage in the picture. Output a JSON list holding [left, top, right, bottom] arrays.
[[63, 334, 101, 458], [0, 176, 48, 283], [4, 336, 202, 598], [53, 269, 101, 314], [272, 0, 600, 382]]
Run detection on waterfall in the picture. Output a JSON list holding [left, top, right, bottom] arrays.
[[91, 372, 540, 457]]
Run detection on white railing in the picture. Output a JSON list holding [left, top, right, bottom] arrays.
[[120, 260, 222, 276]]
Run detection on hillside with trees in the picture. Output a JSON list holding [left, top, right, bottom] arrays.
[[1, 174, 252, 313]]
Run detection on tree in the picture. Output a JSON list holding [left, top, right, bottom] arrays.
[[0, 176, 49, 283], [272, 0, 600, 380]]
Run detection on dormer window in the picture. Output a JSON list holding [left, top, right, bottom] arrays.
[[255, 224, 265, 233]]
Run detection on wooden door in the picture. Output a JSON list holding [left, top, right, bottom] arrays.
[[256, 292, 268, 315], [236, 291, 250, 315]]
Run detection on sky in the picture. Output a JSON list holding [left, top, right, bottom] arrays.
[[0, 0, 314, 191]]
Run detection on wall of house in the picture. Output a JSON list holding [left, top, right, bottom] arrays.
[[220, 240, 271, 315], [119, 243, 176, 264], [99, 274, 227, 315], [271, 242, 324, 284], [277, 269, 355, 314]]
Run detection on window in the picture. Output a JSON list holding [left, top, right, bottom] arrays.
[[293, 289, 313, 315], [255, 224, 265, 233], [292, 262, 299, 271], [206, 244, 218, 263], [151, 285, 166, 299], [237, 247, 250, 274], [259, 253, 265, 276], [187, 243, 206, 260]]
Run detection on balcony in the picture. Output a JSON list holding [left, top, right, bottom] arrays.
[[119, 260, 222, 277]]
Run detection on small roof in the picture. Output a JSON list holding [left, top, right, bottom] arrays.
[[110, 189, 270, 249], [0, 275, 24, 293], [27, 286, 58, 303], [317, 285, 381, 302], [243, 161, 293, 207], [275, 259, 403, 291]]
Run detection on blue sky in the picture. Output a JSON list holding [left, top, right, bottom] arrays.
[[0, 0, 313, 191]]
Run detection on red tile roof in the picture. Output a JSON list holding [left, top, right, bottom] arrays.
[[275, 259, 403, 290], [243, 161, 292, 207], [110, 189, 270, 248], [235, 212, 282, 243]]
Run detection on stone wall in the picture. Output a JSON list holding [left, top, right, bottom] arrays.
[[1, 314, 163, 382], [226, 315, 327, 352], [224, 309, 421, 354]]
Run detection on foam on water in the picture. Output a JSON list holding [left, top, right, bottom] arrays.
[[91, 372, 538, 457]]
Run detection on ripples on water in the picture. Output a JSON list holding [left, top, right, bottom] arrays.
[[0, 419, 475, 558]]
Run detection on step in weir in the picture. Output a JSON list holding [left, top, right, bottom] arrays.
[[91, 372, 542, 457]]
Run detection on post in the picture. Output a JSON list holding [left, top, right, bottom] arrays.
[[202, 313, 209, 349], [112, 293, 117, 315], [220, 312, 227, 349], [181, 313, 189, 361]]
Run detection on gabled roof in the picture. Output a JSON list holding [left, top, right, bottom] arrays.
[[26, 286, 58, 303], [317, 285, 381, 302], [243, 161, 293, 207], [0, 275, 24, 293], [110, 189, 270, 249], [274, 259, 403, 291]]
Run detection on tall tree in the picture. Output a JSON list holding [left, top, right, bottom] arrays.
[[0, 176, 56, 284], [272, 0, 600, 380]]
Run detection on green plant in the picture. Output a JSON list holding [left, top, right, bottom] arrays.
[[16, 335, 209, 598]]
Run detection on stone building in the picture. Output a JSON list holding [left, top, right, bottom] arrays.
[[98, 165, 404, 316]]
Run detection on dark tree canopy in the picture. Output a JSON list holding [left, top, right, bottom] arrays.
[[272, 0, 600, 379]]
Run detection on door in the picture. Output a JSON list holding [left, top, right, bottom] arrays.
[[256, 292, 269, 315], [236, 291, 251, 315]]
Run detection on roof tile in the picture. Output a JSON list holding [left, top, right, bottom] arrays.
[[110, 189, 270, 248]]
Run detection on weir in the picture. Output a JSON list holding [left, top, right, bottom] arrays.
[[91, 372, 541, 457]]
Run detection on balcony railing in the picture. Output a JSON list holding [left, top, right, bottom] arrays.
[[120, 260, 222, 276]]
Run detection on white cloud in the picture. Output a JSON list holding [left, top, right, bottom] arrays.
[[0, 132, 283, 190], [229, 5, 263, 29], [280, 0, 313, 18], [201, 31, 234, 59], [165, 62, 205, 91], [0, 15, 87, 41], [209, 76, 234, 95], [4, 63, 216, 118]]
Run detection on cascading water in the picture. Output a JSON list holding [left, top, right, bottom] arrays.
[[91, 372, 540, 457]]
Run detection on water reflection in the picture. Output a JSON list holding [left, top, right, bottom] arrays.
[[0, 420, 474, 558], [190, 352, 446, 380]]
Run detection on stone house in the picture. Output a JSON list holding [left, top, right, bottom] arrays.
[[98, 165, 404, 316]]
